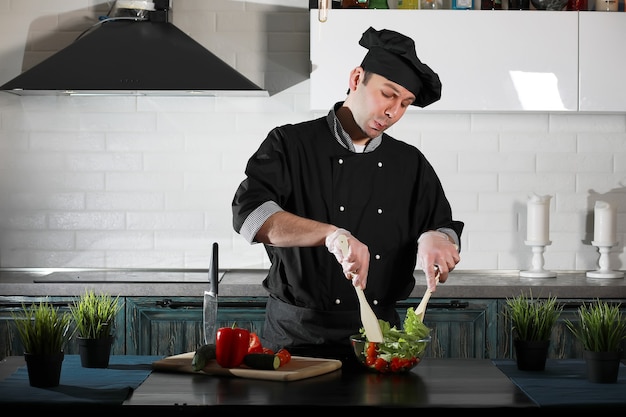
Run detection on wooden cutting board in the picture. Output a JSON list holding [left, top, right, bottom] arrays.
[[152, 351, 342, 381]]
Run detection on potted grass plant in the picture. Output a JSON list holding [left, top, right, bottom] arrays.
[[12, 300, 72, 387], [69, 289, 122, 368], [504, 291, 563, 371], [565, 299, 626, 383]]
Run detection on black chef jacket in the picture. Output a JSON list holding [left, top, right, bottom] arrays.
[[232, 113, 464, 352]]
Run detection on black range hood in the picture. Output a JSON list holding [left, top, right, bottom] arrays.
[[0, 5, 268, 97]]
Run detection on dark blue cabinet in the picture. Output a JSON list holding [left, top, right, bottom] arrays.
[[0, 295, 125, 358], [5, 295, 620, 360], [124, 296, 497, 358]]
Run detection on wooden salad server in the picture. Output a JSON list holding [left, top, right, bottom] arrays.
[[415, 266, 440, 322], [337, 235, 384, 343]]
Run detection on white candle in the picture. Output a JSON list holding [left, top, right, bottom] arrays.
[[526, 194, 551, 243], [593, 201, 617, 244]]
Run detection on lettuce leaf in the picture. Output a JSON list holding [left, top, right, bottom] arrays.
[[359, 307, 431, 360]]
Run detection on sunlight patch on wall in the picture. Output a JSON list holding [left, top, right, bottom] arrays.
[[510, 71, 566, 111]]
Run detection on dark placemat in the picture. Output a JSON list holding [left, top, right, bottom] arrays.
[[493, 359, 626, 408], [0, 354, 162, 404]]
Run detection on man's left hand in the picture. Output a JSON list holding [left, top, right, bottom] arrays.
[[417, 231, 460, 291]]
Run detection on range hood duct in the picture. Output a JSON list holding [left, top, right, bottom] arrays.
[[0, 2, 268, 97]]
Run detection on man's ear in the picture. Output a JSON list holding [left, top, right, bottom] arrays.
[[348, 67, 364, 92]]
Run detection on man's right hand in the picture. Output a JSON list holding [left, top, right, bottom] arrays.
[[325, 229, 370, 289]]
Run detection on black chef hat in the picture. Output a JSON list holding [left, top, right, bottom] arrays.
[[359, 27, 442, 108]]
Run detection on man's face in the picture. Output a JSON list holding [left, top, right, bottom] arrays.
[[346, 70, 416, 139]]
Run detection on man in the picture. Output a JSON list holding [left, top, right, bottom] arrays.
[[232, 27, 463, 361]]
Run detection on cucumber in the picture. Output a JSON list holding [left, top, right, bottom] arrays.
[[192, 343, 217, 371], [243, 353, 281, 370]]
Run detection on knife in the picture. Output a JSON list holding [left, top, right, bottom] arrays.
[[203, 242, 219, 345], [337, 235, 384, 343]]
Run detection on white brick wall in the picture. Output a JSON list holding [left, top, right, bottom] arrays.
[[1, 0, 626, 275]]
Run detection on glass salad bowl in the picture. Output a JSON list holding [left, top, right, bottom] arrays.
[[350, 332, 431, 374]]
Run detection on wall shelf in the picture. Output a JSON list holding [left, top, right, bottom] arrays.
[[311, 10, 625, 112]]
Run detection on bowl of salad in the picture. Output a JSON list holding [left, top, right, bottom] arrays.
[[350, 307, 431, 373]]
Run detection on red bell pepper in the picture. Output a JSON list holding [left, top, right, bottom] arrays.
[[215, 325, 250, 368]]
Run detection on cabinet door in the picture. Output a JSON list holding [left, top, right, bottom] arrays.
[[125, 296, 267, 356], [0, 296, 125, 360], [310, 10, 578, 112], [397, 298, 497, 359], [498, 298, 626, 359], [579, 12, 626, 112]]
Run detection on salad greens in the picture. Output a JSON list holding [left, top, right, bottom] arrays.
[[359, 307, 431, 361]]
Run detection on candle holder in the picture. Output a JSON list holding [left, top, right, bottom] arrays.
[[586, 241, 624, 279], [520, 241, 556, 278]]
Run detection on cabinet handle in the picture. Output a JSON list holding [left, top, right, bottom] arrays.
[[427, 300, 469, 309], [1, 301, 71, 308], [155, 298, 267, 309], [156, 299, 202, 308], [398, 300, 469, 310], [318, 0, 329, 22], [558, 301, 622, 310]]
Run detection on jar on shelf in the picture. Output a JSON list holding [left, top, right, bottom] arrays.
[[341, 0, 369, 7], [421, 0, 444, 7], [566, 0, 587, 9], [594, 0, 617, 10], [481, 0, 503, 8], [509, 0, 530, 8], [398, 0, 420, 8], [368, 0, 390, 7], [452, 0, 473, 9]]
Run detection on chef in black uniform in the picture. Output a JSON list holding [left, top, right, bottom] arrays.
[[232, 27, 464, 364]]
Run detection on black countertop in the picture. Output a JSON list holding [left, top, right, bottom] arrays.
[[0, 355, 537, 410], [3, 354, 625, 412], [1, 268, 626, 299], [126, 358, 536, 410]]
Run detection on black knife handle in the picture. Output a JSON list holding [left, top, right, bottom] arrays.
[[209, 242, 218, 295]]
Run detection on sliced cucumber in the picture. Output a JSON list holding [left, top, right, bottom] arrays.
[[192, 343, 217, 371], [243, 353, 281, 370]]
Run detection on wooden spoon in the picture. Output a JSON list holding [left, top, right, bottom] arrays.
[[415, 266, 441, 322], [337, 235, 384, 343]]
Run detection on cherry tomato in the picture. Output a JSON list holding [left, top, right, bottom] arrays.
[[366, 342, 378, 357], [390, 357, 402, 372], [374, 357, 388, 372], [276, 348, 291, 366], [262, 347, 275, 355], [248, 332, 263, 354]]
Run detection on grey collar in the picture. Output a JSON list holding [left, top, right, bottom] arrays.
[[326, 102, 382, 153]]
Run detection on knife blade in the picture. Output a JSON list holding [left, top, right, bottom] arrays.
[[203, 242, 219, 345], [337, 235, 384, 343]]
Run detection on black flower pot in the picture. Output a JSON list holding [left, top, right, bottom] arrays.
[[24, 351, 64, 387], [78, 336, 114, 368], [583, 350, 621, 383], [514, 339, 549, 371]]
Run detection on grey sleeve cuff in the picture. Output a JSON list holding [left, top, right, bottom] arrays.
[[239, 201, 284, 244], [437, 227, 460, 251]]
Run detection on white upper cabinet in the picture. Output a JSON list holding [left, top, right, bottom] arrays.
[[579, 12, 626, 112], [310, 10, 579, 112]]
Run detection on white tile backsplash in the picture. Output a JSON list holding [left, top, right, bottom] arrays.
[[1, 1, 626, 274]]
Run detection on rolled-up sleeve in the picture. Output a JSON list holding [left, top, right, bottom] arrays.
[[239, 201, 283, 244]]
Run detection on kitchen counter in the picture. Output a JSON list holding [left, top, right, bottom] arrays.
[[0, 355, 536, 411], [1, 268, 626, 299], [3, 354, 626, 412], [127, 358, 537, 410]]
